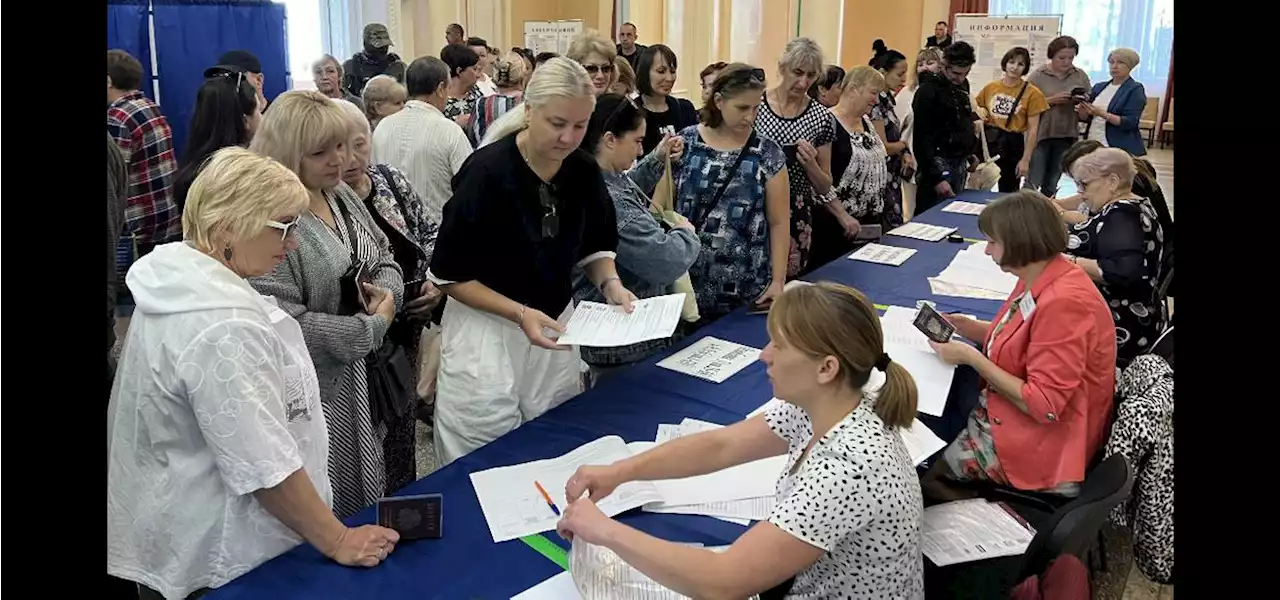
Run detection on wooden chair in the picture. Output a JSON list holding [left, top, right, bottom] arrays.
[[1158, 98, 1174, 148], [1138, 96, 1160, 147]]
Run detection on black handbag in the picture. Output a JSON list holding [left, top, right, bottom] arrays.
[[984, 82, 1028, 160]]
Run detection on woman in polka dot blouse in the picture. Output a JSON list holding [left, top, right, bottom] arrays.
[[557, 283, 925, 599]]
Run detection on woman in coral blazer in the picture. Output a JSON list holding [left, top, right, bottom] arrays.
[[925, 190, 1117, 497]]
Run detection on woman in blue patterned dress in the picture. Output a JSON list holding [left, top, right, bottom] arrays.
[[869, 41, 914, 229], [673, 64, 791, 323]]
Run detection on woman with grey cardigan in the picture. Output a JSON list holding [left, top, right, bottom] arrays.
[[249, 91, 405, 518], [573, 94, 699, 382]]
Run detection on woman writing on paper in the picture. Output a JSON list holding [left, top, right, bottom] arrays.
[[428, 58, 638, 465], [557, 282, 925, 600], [571, 93, 699, 384], [922, 190, 1117, 501]]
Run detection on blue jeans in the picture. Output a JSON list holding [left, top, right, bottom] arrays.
[[1026, 138, 1075, 197]]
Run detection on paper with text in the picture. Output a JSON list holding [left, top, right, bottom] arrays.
[[931, 244, 1019, 297], [887, 222, 958, 242], [642, 419, 784, 506], [848, 243, 919, 266], [922, 499, 1035, 567], [942, 201, 988, 215], [656, 337, 761, 383], [901, 419, 947, 465], [557, 294, 685, 347], [879, 306, 957, 416]]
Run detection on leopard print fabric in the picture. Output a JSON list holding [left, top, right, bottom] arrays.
[[1105, 353, 1174, 584]]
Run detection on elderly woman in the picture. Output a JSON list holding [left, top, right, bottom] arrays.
[[557, 282, 923, 599], [808, 65, 845, 108], [362, 74, 407, 131], [471, 51, 528, 144], [171, 71, 263, 210], [637, 45, 698, 156], [313, 54, 365, 110], [809, 66, 890, 268], [1077, 48, 1148, 156], [1026, 36, 1092, 197], [108, 148, 400, 600], [1064, 148, 1166, 366], [924, 190, 1117, 500], [756, 37, 838, 277], [566, 30, 618, 96], [249, 91, 405, 517], [334, 99, 442, 492]]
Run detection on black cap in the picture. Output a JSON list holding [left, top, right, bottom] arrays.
[[204, 50, 262, 77]]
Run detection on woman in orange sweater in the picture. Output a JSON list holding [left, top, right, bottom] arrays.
[[925, 190, 1117, 498]]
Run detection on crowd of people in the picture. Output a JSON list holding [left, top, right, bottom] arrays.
[[107, 17, 1171, 599]]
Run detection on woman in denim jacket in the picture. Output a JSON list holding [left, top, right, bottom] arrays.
[[573, 93, 700, 383]]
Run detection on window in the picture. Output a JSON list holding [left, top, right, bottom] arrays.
[[730, 0, 762, 64], [275, 0, 324, 89], [989, 0, 1173, 93]]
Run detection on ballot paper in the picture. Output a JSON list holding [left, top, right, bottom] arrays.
[[512, 571, 580, 600], [656, 337, 761, 383], [887, 222, 958, 242], [900, 419, 947, 466], [942, 200, 988, 215], [470, 436, 664, 543], [645, 496, 774, 522], [931, 243, 1019, 298], [848, 243, 918, 266], [928, 277, 1009, 301], [922, 499, 1036, 567], [879, 306, 958, 417], [644, 419, 785, 506], [558, 294, 685, 347]]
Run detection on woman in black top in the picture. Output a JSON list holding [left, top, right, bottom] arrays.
[[637, 45, 698, 156], [171, 72, 262, 211], [427, 58, 637, 465]]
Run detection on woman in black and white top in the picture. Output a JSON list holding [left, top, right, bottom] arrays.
[[809, 67, 891, 268], [755, 37, 838, 278], [427, 58, 637, 465], [558, 282, 924, 600]]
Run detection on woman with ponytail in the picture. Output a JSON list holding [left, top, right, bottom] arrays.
[[557, 282, 925, 600]]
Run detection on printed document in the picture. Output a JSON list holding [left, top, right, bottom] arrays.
[[922, 499, 1035, 567], [942, 201, 988, 215], [558, 294, 685, 347], [656, 337, 761, 383], [887, 222, 957, 242], [900, 419, 947, 465], [848, 243, 918, 266], [879, 306, 958, 416]]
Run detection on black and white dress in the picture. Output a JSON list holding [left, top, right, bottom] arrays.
[[808, 115, 890, 267], [765, 400, 924, 599]]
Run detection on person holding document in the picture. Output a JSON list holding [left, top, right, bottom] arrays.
[[922, 190, 1116, 501], [556, 283, 925, 600], [572, 93, 699, 383], [427, 58, 638, 466]]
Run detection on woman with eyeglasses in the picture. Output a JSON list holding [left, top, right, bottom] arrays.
[[673, 63, 790, 322], [566, 31, 618, 96], [249, 91, 405, 518], [572, 94, 697, 383], [636, 45, 698, 157], [427, 58, 636, 465], [108, 148, 401, 600], [171, 72, 263, 211]]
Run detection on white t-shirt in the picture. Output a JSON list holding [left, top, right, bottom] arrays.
[[766, 401, 925, 600], [1088, 83, 1121, 145], [108, 244, 331, 599]]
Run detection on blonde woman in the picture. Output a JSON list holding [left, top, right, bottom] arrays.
[[429, 58, 636, 465], [566, 30, 617, 96], [558, 283, 924, 599], [249, 91, 405, 517], [362, 74, 407, 131], [895, 47, 941, 221], [471, 51, 529, 143], [109, 148, 400, 600], [610, 55, 636, 96]]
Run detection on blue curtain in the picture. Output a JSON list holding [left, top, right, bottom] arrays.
[[107, 0, 156, 100], [151, 0, 289, 160]]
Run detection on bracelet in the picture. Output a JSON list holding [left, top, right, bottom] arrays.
[[599, 276, 621, 292]]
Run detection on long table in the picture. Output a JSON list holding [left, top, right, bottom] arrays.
[[208, 190, 1006, 600]]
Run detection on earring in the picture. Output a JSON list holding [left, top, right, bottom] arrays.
[[223, 246, 234, 261]]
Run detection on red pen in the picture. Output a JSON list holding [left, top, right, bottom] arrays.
[[534, 480, 561, 516]]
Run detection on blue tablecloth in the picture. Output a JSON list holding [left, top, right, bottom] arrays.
[[208, 191, 1006, 600]]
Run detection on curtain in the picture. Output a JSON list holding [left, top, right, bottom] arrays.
[[949, 0, 989, 29], [107, 0, 156, 99], [151, 0, 289, 160]]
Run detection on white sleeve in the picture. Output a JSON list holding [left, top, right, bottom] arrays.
[[179, 318, 304, 496], [450, 128, 472, 174], [767, 449, 875, 552]]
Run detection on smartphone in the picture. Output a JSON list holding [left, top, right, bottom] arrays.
[[355, 262, 374, 306], [1070, 87, 1089, 101], [855, 224, 883, 241], [781, 144, 800, 164]]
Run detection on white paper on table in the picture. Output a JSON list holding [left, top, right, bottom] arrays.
[[512, 571, 581, 600], [656, 337, 762, 383], [928, 277, 1010, 301], [900, 419, 947, 465], [848, 243, 919, 266], [645, 495, 775, 522], [877, 307, 957, 417], [470, 436, 664, 542], [942, 201, 987, 215], [921, 499, 1036, 567], [887, 222, 958, 242], [640, 419, 785, 505], [557, 294, 685, 347]]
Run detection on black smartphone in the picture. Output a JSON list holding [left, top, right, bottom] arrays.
[[1070, 87, 1089, 100], [781, 144, 800, 164], [855, 224, 883, 241]]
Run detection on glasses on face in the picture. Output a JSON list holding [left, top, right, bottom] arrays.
[[581, 62, 615, 75], [265, 218, 298, 242], [538, 185, 560, 239]]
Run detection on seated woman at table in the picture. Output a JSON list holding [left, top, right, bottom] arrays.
[[922, 190, 1116, 501], [572, 93, 700, 383], [108, 148, 400, 600], [1063, 148, 1167, 366], [557, 282, 925, 599]]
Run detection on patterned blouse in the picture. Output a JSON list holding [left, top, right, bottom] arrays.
[[830, 115, 889, 221], [363, 164, 439, 282], [870, 91, 908, 227]]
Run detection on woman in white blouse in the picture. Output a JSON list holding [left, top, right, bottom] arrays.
[[107, 148, 399, 600], [557, 282, 925, 600]]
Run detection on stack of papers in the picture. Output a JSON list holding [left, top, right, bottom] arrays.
[[879, 306, 959, 417], [922, 499, 1036, 566], [887, 222, 958, 242], [929, 242, 1018, 300], [558, 294, 685, 347], [848, 243, 918, 266], [656, 337, 761, 383], [941, 201, 988, 215], [750, 399, 944, 466]]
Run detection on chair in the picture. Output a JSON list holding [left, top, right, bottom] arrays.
[[1158, 99, 1174, 148], [1138, 96, 1160, 147], [1017, 454, 1135, 580]]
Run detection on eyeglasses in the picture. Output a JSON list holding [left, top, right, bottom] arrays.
[[538, 184, 560, 239], [581, 62, 615, 75], [265, 218, 298, 242], [714, 67, 766, 94]]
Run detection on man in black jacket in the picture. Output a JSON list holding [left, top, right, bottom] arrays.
[[925, 21, 952, 49], [912, 41, 981, 214]]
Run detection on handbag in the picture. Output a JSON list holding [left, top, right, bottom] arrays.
[[967, 125, 1003, 191], [646, 155, 700, 322]]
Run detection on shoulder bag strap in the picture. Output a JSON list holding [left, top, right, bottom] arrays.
[[691, 131, 757, 229], [1005, 82, 1029, 129]]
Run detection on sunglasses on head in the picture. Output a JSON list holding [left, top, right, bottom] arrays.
[[602, 96, 639, 132], [715, 67, 766, 94], [581, 62, 615, 75], [265, 217, 297, 242], [538, 184, 559, 239]]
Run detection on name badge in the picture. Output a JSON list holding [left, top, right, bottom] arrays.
[[1018, 292, 1037, 320]]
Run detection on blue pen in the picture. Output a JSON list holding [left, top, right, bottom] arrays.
[[534, 480, 561, 516]]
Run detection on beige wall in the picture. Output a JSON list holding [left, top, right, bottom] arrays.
[[839, 0, 924, 70]]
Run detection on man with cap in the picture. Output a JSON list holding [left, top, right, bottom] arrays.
[[205, 50, 269, 112], [344, 23, 407, 99]]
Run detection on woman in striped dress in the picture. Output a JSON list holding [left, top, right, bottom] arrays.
[[250, 91, 405, 517]]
